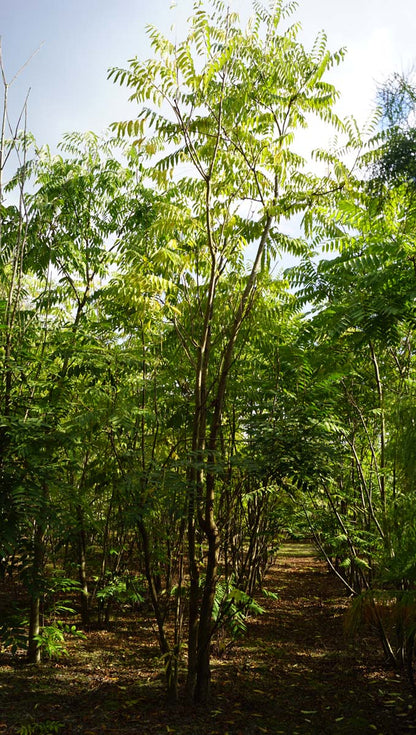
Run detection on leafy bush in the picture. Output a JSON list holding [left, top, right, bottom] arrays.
[[34, 621, 86, 660], [96, 572, 145, 607], [212, 578, 265, 654], [0, 608, 28, 654]]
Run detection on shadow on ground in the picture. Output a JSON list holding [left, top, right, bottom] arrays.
[[0, 546, 415, 734]]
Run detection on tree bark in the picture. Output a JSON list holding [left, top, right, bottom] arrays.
[[27, 521, 45, 663], [76, 505, 90, 629]]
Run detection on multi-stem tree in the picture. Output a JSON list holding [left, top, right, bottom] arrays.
[[111, 0, 346, 702]]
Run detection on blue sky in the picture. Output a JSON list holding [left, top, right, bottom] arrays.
[[1, 0, 414, 272], [1, 0, 415, 152]]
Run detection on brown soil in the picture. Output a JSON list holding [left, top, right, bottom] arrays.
[[0, 544, 415, 734]]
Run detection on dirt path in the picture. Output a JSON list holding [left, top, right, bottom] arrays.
[[0, 545, 415, 734], [214, 544, 416, 734]]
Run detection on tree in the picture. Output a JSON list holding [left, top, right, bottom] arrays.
[[110, 0, 346, 702], [277, 70, 416, 680], [0, 131, 151, 660]]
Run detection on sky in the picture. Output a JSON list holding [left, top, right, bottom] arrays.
[[1, 0, 415, 154]]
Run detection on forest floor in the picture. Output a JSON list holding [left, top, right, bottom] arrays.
[[0, 544, 415, 734]]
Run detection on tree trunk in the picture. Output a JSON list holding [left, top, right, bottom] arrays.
[[76, 505, 90, 629], [194, 513, 219, 703], [27, 595, 41, 664], [27, 521, 45, 663], [185, 214, 273, 702], [185, 512, 199, 700], [138, 520, 179, 701]]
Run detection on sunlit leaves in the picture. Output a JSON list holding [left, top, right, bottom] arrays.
[[109, 0, 345, 264]]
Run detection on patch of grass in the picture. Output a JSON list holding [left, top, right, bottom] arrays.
[[277, 542, 316, 558]]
